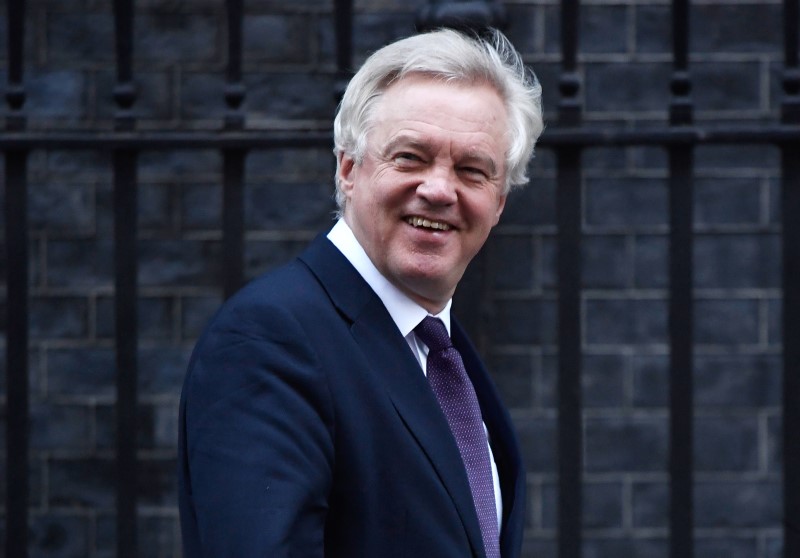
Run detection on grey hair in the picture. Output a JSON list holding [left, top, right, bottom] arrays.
[[332, 27, 544, 212]]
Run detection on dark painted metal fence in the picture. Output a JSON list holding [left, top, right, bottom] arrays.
[[3, 0, 799, 557]]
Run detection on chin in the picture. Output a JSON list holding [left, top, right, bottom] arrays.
[[401, 269, 461, 300]]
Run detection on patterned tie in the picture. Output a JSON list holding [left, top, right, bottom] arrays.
[[415, 316, 500, 558]]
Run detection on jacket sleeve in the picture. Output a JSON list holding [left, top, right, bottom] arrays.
[[179, 301, 335, 558]]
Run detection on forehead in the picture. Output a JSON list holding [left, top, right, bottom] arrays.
[[369, 75, 509, 153]]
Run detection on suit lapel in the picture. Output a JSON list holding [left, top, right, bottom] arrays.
[[299, 234, 487, 557]]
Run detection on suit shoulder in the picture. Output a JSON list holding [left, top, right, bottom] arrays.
[[236, 259, 322, 307], [204, 258, 337, 339], [183, 258, 334, 400]]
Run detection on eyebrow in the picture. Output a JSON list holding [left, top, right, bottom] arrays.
[[461, 151, 498, 177], [380, 135, 433, 158]]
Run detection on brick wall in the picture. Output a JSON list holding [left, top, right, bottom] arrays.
[[496, 2, 784, 557], [0, 0, 785, 556]]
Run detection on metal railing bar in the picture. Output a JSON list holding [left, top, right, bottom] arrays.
[[6, 0, 26, 131], [222, 0, 247, 297], [113, 149, 139, 558], [780, 141, 800, 558], [782, 2, 800, 556], [0, 131, 334, 150], [668, 0, 694, 554], [5, 150, 30, 558], [5, 0, 29, 554], [112, 0, 138, 555], [784, 0, 799, 77], [4, 126, 800, 150], [556, 146, 583, 558], [557, 0, 584, 554], [334, 0, 353, 76], [224, 0, 244, 128], [558, 0, 581, 126], [223, 149, 246, 298], [667, 144, 694, 558]]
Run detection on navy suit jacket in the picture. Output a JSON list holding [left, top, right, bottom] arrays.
[[178, 234, 525, 557]]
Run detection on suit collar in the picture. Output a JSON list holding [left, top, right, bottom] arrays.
[[327, 218, 452, 337], [298, 233, 376, 323]]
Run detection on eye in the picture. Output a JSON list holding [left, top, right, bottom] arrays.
[[459, 166, 489, 180], [394, 152, 425, 167]]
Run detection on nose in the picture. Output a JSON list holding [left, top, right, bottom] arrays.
[[416, 166, 457, 206]]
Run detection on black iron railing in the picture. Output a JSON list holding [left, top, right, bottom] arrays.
[[3, 1, 799, 557]]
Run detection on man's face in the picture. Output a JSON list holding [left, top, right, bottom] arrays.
[[339, 74, 509, 313]]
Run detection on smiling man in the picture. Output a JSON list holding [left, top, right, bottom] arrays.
[[179, 28, 543, 558], [339, 74, 509, 312]]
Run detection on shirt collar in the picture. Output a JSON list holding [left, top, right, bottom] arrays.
[[327, 219, 451, 336]]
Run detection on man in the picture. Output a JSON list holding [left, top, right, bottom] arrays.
[[178, 27, 543, 557]]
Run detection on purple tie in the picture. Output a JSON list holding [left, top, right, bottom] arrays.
[[415, 316, 500, 558]]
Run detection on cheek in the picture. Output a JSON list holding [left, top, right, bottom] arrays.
[[464, 192, 504, 230]]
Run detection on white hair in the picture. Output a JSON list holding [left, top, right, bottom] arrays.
[[332, 27, 544, 212]]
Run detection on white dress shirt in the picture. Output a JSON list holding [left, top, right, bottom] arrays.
[[327, 219, 503, 528]]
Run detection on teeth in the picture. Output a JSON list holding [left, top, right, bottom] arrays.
[[407, 216, 451, 231]]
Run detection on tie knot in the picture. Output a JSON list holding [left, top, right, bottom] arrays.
[[414, 316, 452, 353]]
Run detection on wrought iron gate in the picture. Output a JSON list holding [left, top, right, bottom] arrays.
[[3, 0, 799, 557]]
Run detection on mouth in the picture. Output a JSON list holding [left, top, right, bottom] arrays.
[[406, 216, 452, 231]]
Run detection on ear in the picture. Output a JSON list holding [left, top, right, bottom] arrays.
[[492, 193, 507, 226], [337, 151, 356, 196]]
